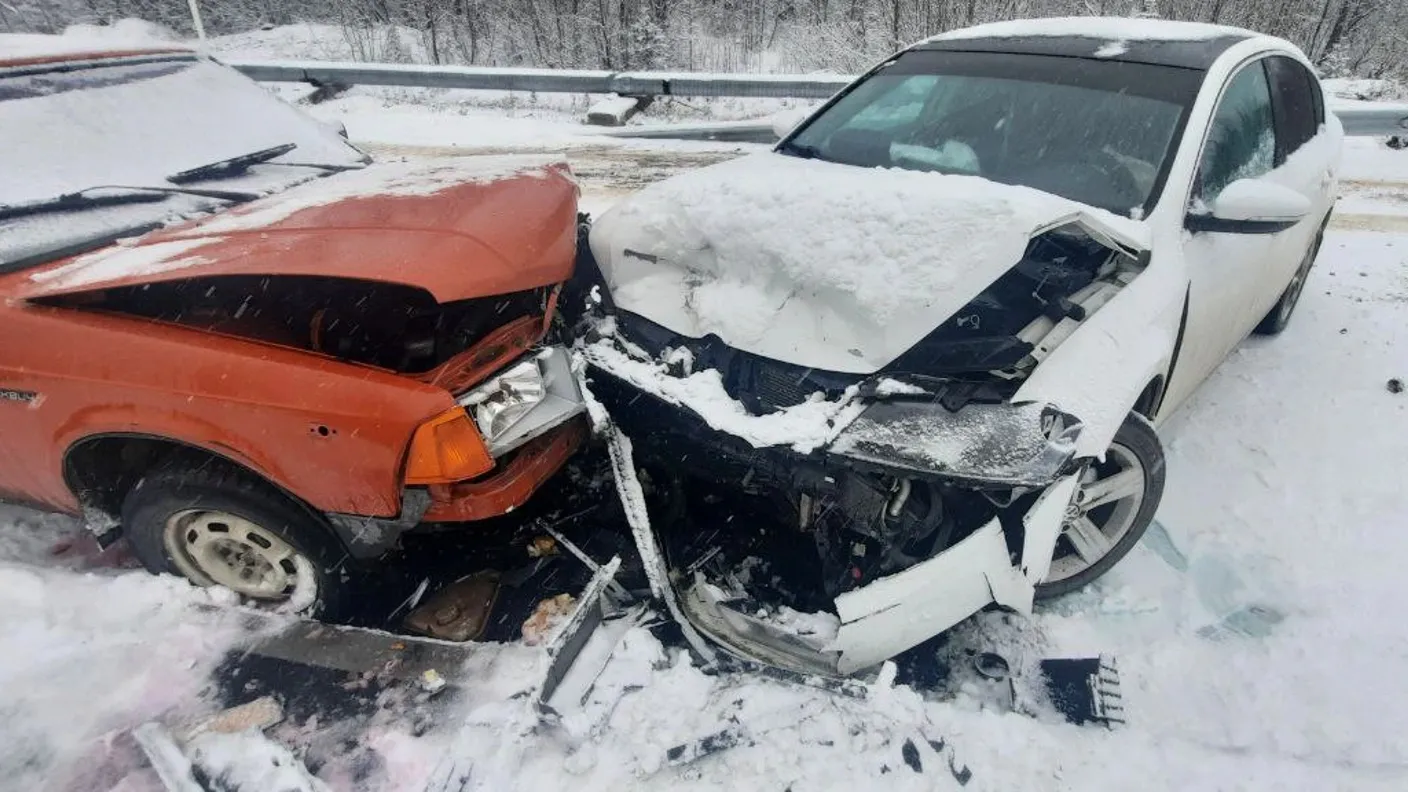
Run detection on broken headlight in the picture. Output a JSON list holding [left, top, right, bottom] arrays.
[[458, 358, 547, 444]]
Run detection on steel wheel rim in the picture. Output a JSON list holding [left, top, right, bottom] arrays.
[[1043, 442, 1146, 585], [162, 509, 308, 601]]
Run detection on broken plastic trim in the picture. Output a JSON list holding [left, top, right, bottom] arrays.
[[828, 400, 1083, 488]]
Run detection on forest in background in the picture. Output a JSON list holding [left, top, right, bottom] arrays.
[[3, 0, 1404, 78]]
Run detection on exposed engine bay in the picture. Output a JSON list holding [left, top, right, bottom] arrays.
[[39, 276, 552, 373]]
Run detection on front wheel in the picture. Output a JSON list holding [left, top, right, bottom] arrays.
[[121, 462, 352, 618], [1254, 229, 1324, 336], [1035, 413, 1165, 600]]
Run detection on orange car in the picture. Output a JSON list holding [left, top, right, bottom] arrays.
[[0, 41, 588, 616]]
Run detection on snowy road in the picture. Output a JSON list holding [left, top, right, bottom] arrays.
[[2, 128, 1407, 789]]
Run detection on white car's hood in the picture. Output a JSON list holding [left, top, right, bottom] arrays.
[[589, 153, 1148, 374]]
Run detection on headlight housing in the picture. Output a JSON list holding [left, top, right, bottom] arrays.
[[459, 358, 547, 443]]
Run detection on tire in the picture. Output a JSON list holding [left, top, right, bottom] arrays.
[[1253, 227, 1325, 336], [121, 461, 353, 619], [1035, 413, 1165, 600]]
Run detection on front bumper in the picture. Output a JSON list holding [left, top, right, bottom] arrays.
[[584, 354, 1085, 676]]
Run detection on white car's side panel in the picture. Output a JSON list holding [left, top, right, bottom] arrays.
[[1139, 39, 1340, 418], [1011, 255, 1182, 457]]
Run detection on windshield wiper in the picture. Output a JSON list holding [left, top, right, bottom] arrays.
[[167, 142, 367, 184], [778, 139, 824, 160], [0, 184, 260, 222], [168, 142, 300, 184]]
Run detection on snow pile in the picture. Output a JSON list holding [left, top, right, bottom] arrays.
[[0, 515, 280, 790], [1322, 78, 1408, 103], [0, 21, 180, 61], [61, 19, 180, 45], [579, 338, 866, 453], [187, 729, 329, 792], [590, 152, 1145, 374]]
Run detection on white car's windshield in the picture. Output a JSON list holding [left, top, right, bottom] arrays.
[[0, 55, 366, 270], [782, 50, 1204, 216]]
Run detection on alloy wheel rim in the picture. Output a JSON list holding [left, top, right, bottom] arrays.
[[1043, 442, 1147, 585], [162, 509, 308, 600]]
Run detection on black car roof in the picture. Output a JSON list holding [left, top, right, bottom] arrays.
[[914, 33, 1252, 70]]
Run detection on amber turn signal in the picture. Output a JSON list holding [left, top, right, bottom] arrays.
[[404, 407, 495, 485]]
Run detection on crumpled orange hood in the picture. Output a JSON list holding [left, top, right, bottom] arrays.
[[18, 155, 579, 302]]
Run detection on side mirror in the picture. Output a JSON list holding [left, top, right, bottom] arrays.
[[771, 107, 812, 141], [1185, 178, 1311, 234]]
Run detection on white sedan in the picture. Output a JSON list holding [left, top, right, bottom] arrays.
[[579, 17, 1342, 675]]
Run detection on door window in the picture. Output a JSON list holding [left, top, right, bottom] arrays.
[[1266, 56, 1323, 161], [1195, 62, 1278, 204]]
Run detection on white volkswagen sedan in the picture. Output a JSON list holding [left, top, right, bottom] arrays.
[[579, 18, 1341, 675]]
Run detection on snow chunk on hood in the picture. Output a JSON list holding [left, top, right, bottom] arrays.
[[590, 152, 1145, 374], [578, 337, 865, 453]]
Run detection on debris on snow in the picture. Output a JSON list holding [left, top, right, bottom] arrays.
[[522, 593, 577, 645], [186, 728, 330, 792]]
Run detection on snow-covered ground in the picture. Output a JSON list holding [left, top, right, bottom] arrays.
[[5, 21, 1408, 791]]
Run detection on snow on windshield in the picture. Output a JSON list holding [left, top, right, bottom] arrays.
[[0, 57, 362, 207]]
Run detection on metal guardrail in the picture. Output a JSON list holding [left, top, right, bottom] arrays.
[[1331, 103, 1408, 137], [229, 58, 1408, 138], [227, 59, 851, 99]]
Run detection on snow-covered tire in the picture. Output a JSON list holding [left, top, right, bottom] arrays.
[[1035, 413, 1165, 600], [1254, 225, 1325, 336], [121, 462, 351, 619]]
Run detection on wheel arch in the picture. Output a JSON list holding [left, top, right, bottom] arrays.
[[1133, 375, 1166, 420], [62, 432, 325, 530]]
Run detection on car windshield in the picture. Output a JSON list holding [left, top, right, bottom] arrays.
[[0, 55, 366, 270], [782, 50, 1204, 217]]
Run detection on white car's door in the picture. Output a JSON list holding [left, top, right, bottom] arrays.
[[1165, 58, 1287, 409], [1260, 55, 1338, 276]]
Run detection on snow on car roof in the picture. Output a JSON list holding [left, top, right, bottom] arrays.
[[918, 16, 1263, 67], [926, 16, 1255, 44]]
